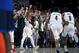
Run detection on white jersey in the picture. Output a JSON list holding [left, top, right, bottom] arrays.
[[21, 18, 36, 48], [25, 18, 33, 28], [48, 12, 63, 40], [49, 12, 62, 25], [63, 12, 74, 24], [24, 18, 33, 37], [62, 12, 75, 38]]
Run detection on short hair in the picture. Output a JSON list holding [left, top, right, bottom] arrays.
[[53, 7, 60, 12]]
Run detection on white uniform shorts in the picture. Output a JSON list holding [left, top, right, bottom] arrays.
[[62, 23, 75, 38], [50, 23, 63, 40]]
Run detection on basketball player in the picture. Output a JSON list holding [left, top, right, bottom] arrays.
[[48, 7, 63, 53], [20, 18, 36, 49], [8, 9, 18, 52], [62, 7, 78, 53], [14, 8, 25, 48]]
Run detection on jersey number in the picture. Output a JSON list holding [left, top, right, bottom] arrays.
[[69, 16, 71, 21], [55, 16, 58, 20]]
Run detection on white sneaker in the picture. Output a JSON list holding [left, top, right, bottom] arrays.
[[34, 46, 39, 50], [20, 47, 24, 50], [26, 46, 28, 49], [64, 46, 68, 52]]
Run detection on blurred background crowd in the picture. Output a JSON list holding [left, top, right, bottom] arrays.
[[12, 0, 79, 48]]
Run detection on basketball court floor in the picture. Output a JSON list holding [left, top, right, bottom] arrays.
[[16, 48, 79, 53]]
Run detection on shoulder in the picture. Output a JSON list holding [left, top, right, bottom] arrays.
[[64, 12, 73, 15]]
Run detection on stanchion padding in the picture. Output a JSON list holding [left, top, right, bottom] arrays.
[[0, 32, 6, 53]]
